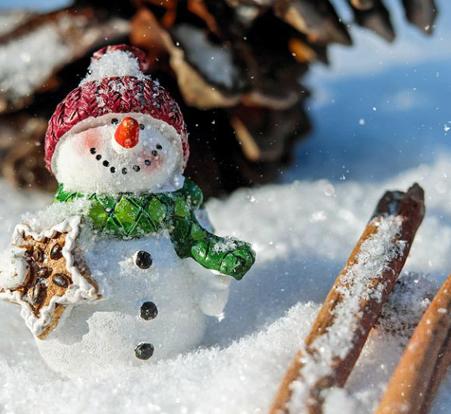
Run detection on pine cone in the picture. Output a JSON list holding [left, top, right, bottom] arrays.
[[0, 0, 438, 196], [128, 0, 438, 195], [0, 115, 55, 191]]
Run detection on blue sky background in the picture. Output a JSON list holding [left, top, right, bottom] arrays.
[[0, 0, 69, 11]]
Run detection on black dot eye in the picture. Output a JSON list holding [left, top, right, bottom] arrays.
[[139, 124, 145, 130], [96, 154, 102, 160], [111, 118, 119, 125], [90, 148, 96, 154], [144, 160, 151, 166], [156, 144, 162, 150]]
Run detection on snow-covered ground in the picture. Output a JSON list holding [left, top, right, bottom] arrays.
[[0, 1, 450, 413]]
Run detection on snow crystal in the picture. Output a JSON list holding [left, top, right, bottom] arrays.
[[377, 272, 437, 343], [0, 24, 70, 101], [212, 237, 238, 253], [20, 198, 90, 231], [323, 388, 360, 414], [82, 50, 147, 84]]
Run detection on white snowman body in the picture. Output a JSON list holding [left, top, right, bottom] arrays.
[[36, 229, 228, 376], [0, 46, 244, 377], [34, 104, 232, 375]]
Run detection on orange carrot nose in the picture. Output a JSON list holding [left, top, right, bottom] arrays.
[[114, 117, 139, 148]]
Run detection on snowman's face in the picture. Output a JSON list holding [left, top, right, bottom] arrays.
[[52, 113, 185, 194]]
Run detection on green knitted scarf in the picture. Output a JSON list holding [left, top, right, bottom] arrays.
[[54, 180, 255, 280]]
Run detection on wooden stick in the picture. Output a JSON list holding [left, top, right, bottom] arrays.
[[374, 275, 450, 414], [420, 333, 450, 414], [269, 184, 425, 414]]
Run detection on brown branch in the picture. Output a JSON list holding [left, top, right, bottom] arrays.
[[269, 184, 425, 414], [0, 8, 129, 113], [374, 275, 451, 414]]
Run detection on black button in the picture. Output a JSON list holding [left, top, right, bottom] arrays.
[[140, 301, 158, 320], [135, 343, 154, 360], [135, 251, 152, 269]]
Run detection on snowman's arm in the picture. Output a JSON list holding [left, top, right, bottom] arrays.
[[187, 260, 231, 317], [171, 213, 256, 280]]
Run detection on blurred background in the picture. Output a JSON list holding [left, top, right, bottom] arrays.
[[0, 0, 448, 198]]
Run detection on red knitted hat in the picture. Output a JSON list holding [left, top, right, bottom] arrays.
[[45, 44, 189, 172]]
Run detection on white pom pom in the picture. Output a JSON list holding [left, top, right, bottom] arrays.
[[81, 50, 146, 84]]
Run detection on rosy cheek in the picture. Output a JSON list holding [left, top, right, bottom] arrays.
[[139, 150, 163, 173], [75, 130, 104, 155]]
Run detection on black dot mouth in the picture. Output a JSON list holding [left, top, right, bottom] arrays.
[[90, 145, 162, 174]]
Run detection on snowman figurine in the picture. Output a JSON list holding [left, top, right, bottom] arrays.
[[0, 45, 255, 376]]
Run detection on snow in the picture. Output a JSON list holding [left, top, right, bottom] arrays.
[[172, 24, 239, 89], [0, 11, 29, 35], [0, 154, 449, 412], [0, 23, 71, 102], [0, 0, 450, 412], [82, 50, 146, 84], [288, 215, 404, 413], [212, 238, 239, 253], [377, 273, 437, 342]]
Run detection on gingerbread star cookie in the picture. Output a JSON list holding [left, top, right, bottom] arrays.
[[0, 216, 100, 339]]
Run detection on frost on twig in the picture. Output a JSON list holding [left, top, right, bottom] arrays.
[[269, 183, 425, 414]]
